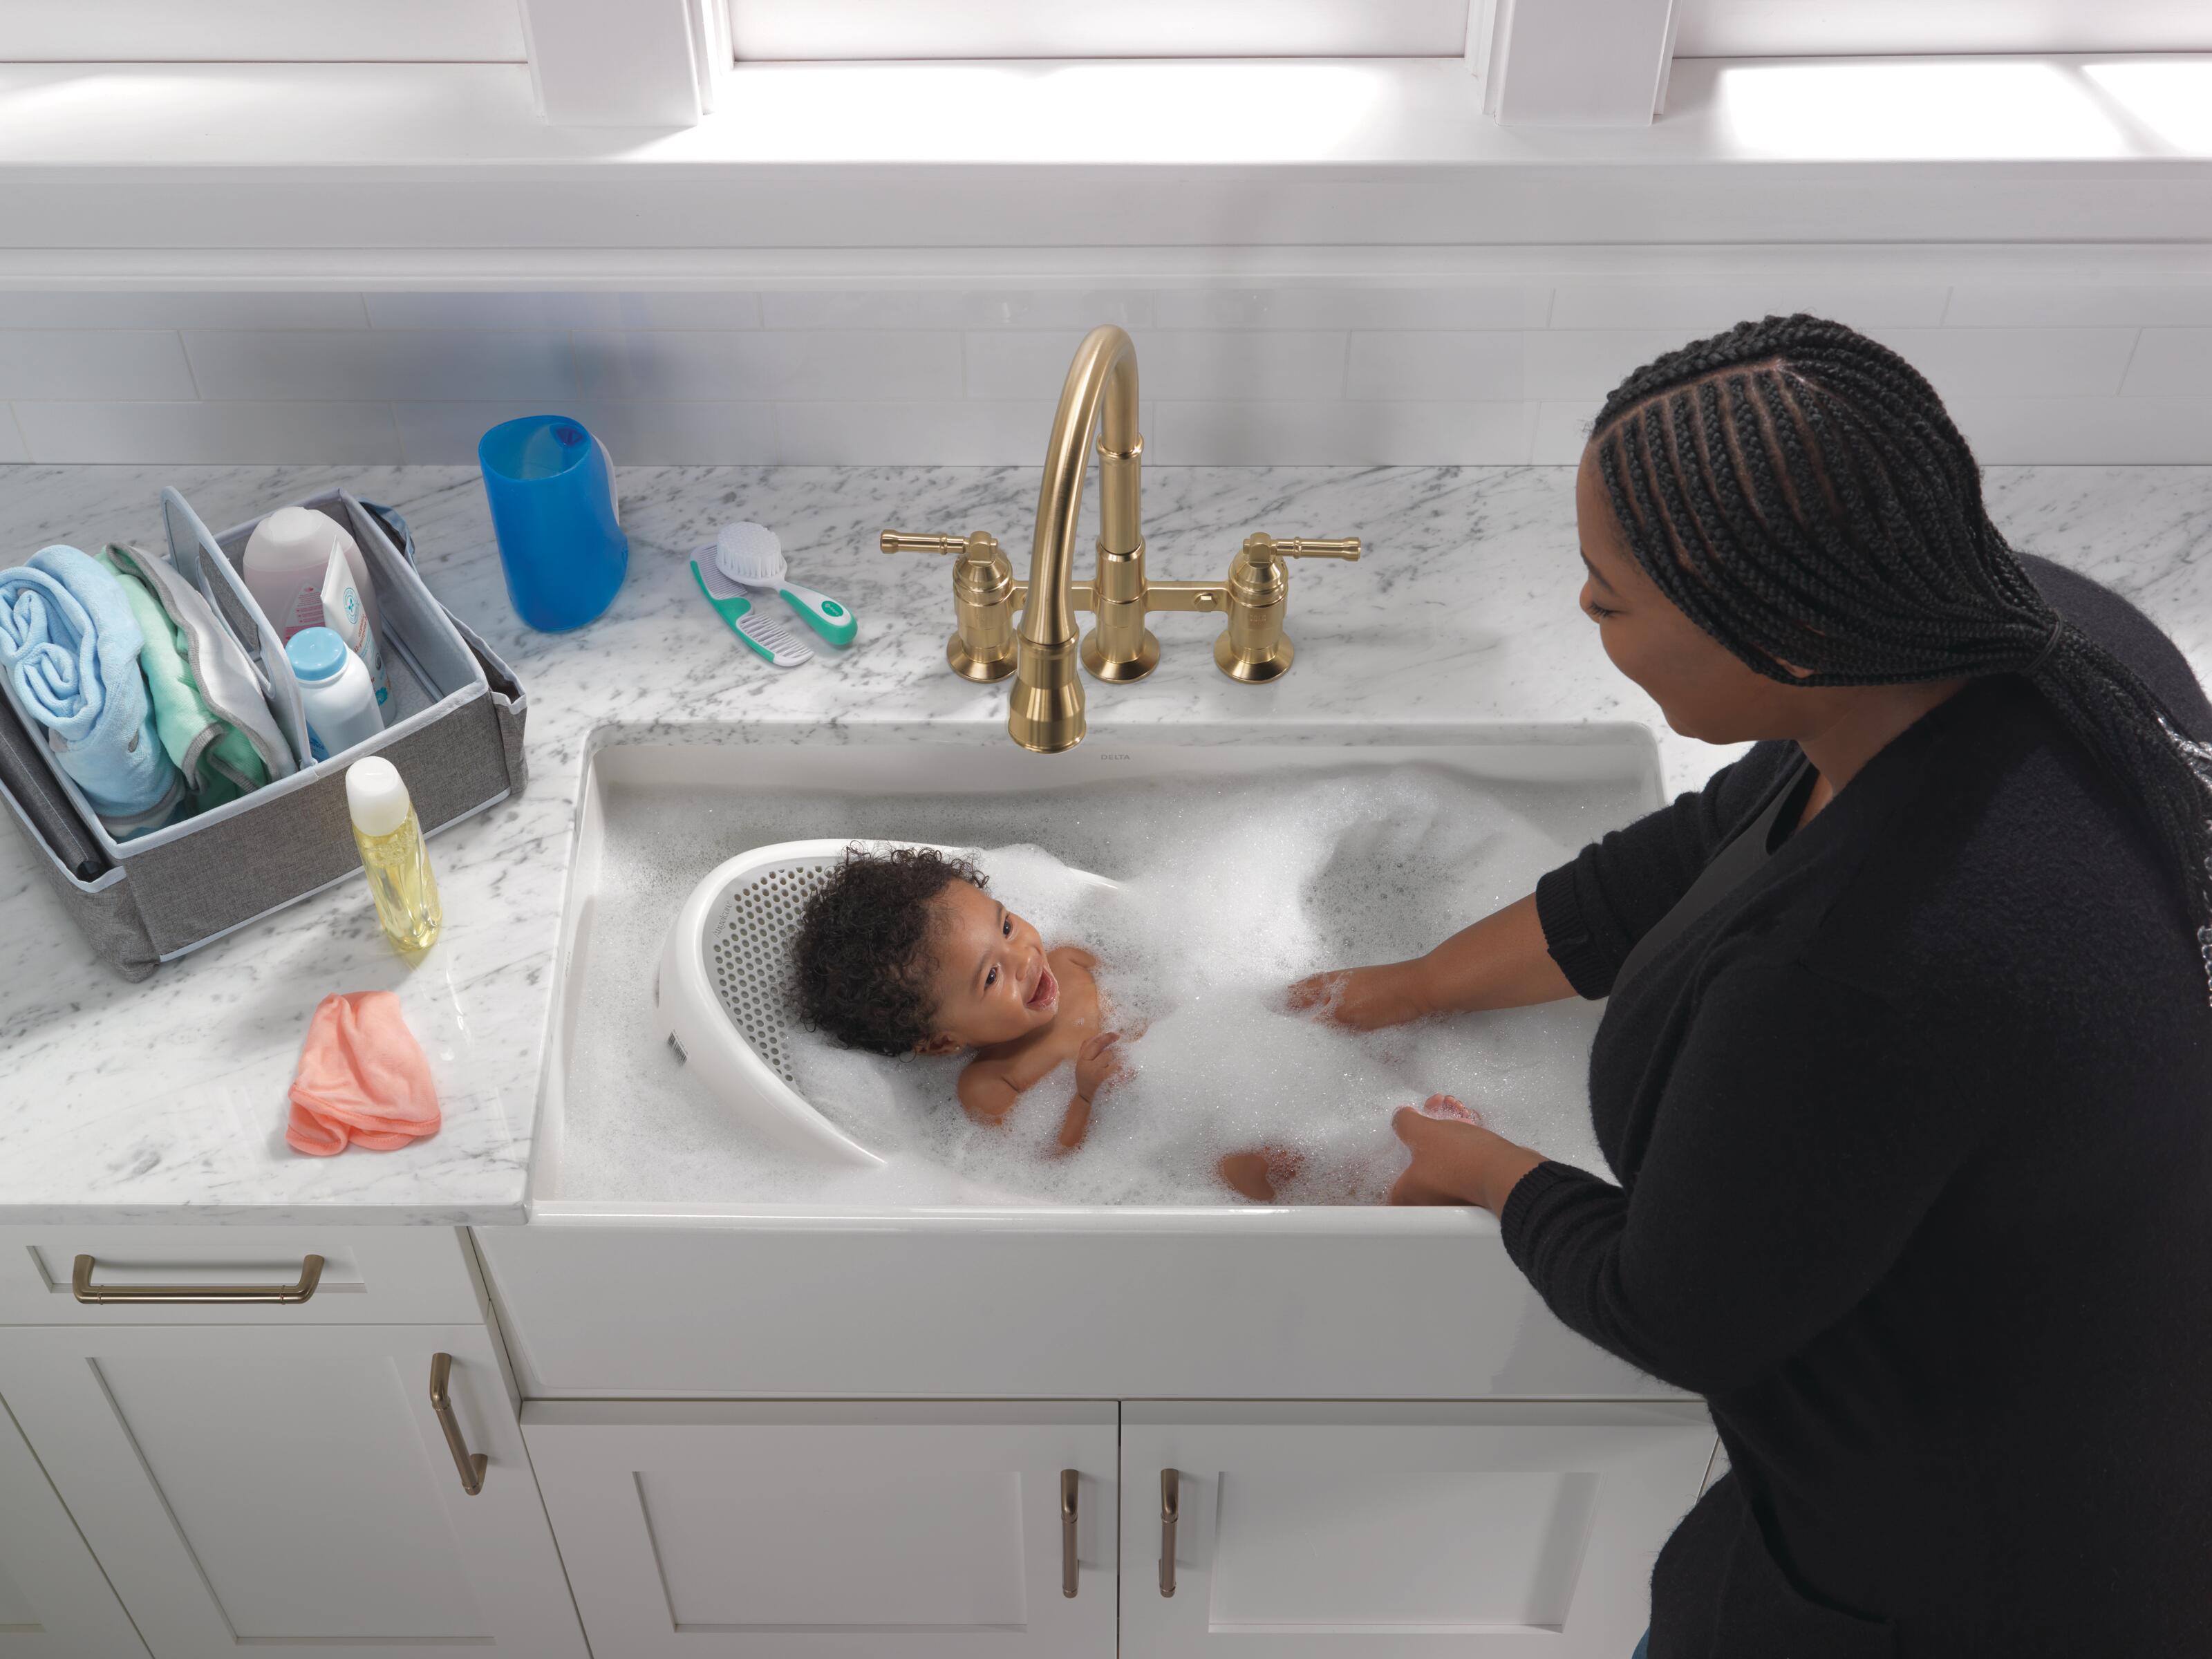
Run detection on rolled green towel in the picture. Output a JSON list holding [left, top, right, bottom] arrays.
[[99, 545, 270, 813]]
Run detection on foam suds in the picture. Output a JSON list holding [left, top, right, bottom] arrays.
[[556, 762, 1633, 1208]]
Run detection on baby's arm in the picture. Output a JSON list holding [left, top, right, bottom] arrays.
[[956, 1061, 1021, 1127], [1055, 1031, 1128, 1154]]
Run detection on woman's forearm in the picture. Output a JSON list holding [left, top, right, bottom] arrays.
[[1415, 892, 1577, 1014]]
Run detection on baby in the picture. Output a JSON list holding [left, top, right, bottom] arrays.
[[791, 845, 1365, 1201], [791, 847, 1129, 1154]]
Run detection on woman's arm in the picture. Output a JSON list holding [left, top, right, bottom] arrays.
[[1291, 746, 1792, 1029], [1483, 961, 1989, 1398], [1288, 893, 1576, 1029]]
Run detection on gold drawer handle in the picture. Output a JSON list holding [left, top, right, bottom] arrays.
[[1159, 1468, 1179, 1597], [428, 1353, 487, 1497], [72, 1253, 324, 1305], [1060, 1469, 1079, 1598]]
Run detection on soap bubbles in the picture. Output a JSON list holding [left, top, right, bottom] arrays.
[[785, 765, 1613, 1205], [561, 758, 1626, 1208]]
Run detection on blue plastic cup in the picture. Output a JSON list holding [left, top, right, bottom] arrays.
[[477, 415, 628, 632]]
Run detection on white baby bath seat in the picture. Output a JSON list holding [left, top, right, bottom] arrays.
[[655, 838, 1116, 1166]]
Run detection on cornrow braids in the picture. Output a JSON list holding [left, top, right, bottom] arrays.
[[1588, 313, 2212, 1004]]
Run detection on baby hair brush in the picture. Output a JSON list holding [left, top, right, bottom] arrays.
[[707, 522, 858, 648]]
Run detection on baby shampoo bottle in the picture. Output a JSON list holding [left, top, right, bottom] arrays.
[[346, 756, 442, 953]]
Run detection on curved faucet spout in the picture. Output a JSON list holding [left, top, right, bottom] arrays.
[[1009, 324, 1141, 753]]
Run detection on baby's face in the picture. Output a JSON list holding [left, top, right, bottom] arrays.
[[916, 880, 1060, 1053]]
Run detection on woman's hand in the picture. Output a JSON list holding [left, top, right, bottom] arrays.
[[1387, 1096, 1547, 1214], [1285, 959, 1432, 1031]]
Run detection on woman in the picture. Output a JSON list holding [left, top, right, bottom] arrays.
[[1294, 316, 2212, 1658]]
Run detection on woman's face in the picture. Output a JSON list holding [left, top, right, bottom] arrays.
[[1575, 442, 1827, 744]]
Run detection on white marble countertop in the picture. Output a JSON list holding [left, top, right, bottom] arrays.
[[1, 463, 2204, 1224]]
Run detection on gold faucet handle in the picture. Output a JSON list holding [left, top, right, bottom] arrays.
[[1263, 535, 1362, 561], [881, 530, 977, 555]]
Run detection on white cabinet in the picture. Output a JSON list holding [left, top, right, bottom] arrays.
[[522, 1400, 1120, 1659], [0, 1396, 146, 1658], [0, 1322, 584, 1659], [1121, 1402, 1713, 1658]]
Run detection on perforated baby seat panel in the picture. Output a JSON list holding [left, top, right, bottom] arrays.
[[707, 861, 834, 1087]]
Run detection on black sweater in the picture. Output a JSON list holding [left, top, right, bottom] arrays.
[[1508, 555, 2212, 1659]]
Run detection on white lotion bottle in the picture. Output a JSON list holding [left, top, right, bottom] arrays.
[[285, 627, 384, 762], [243, 506, 379, 642]]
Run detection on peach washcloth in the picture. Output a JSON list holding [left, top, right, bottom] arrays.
[[285, 991, 442, 1156]]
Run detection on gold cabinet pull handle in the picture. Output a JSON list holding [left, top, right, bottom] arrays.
[[1060, 1469, 1079, 1598], [1159, 1468, 1179, 1597], [428, 1353, 487, 1497], [71, 1253, 324, 1305]]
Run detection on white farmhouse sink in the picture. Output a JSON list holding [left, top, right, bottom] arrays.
[[488, 719, 1683, 1402]]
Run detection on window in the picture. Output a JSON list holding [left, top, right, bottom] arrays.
[[724, 0, 1472, 62], [0, 0, 526, 62], [1674, 1, 2212, 59]]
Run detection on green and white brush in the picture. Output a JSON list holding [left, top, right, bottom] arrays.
[[706, 522, 859, 649], [691, 557, 812, 668]]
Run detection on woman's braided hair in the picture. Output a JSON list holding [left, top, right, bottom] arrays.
[[1588, 313, 2212, 1003]]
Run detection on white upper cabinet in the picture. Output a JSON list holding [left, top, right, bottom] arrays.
[[0, 1323, 583, 1659]]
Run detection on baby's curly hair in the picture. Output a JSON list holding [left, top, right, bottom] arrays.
[[791, 846, 985, 1056]]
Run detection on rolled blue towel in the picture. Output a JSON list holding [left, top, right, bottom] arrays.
[[0, 544, 181, 827]]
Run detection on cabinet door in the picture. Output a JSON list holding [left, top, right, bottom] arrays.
[[0, 1396, 145, 1658], [523, 1400, 1118, 1659], [1121, 1402, 1712, 1658], [0, 1323, 584, 1659]]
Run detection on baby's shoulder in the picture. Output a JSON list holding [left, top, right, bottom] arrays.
[[1053, 944, 1102, 974]]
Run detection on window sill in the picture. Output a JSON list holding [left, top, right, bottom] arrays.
[[1, 55, 2206, 285]]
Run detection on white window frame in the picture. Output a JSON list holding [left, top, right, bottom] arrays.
[[1675, 0, 2212, 60]]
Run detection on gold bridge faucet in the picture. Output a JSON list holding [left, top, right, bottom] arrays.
[[881, 324, 1361, 753]]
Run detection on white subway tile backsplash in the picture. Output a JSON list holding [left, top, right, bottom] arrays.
[[773, 400, 1060, 465], [0, 331, 198, 400], [13, 400, 400, 465], [2118, 329, 2212, 397], [1152, 285, 1551, 330], [1346, 332, 1526, 401], [366, 292, 766, 330], [1533, 401, 1597, 464], [1154, 400, 1537, 465], [186, 328, 583, 402], [0, 293, 368, 330], [967, 330, 1347, 403], [761, 290, 1153, 330], [575, 330, 963, 402], [0, 277, 2201, 471], [1944, 284, 2212, 328], [1944, 397, 2212, 465], [395, 400, 778, 465], [1517, 330, 1687, 400], [1865, 327, 2139, 399], [1548, 281, 1948, 332]]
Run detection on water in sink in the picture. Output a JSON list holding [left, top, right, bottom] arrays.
[[558, 755, 1640, 1208]]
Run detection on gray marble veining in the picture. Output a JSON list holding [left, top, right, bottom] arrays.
[[0, 463, 2204, 1222]]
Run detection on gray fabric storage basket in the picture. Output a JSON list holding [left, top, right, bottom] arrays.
[[0, 487, 526, 980]]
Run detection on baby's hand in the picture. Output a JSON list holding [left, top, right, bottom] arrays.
[[1075, 1030, 1130, 1100]]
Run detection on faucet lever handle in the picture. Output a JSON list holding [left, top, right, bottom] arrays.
[[880, 530, 976, 555], [1265, 535, 1362, 561]]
